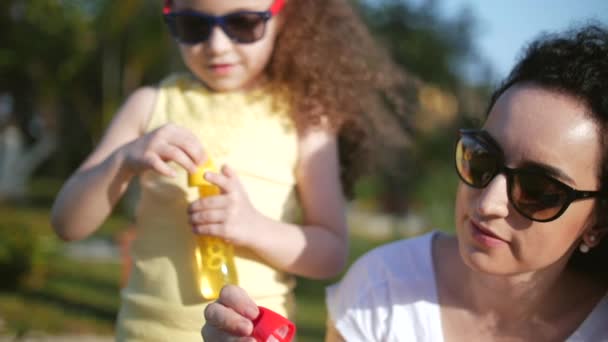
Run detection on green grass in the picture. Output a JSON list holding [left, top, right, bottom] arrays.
[[0, 202, 125, 336], [0, 257, 120, 335], [1, 175, 448, 340], [294, 237, 389, 341], [0, 202, 391, 340]]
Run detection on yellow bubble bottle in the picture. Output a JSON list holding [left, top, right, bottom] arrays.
[[188, 158, 238, 300]]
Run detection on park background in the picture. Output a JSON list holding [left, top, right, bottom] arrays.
[[0, 0, 604, 340]]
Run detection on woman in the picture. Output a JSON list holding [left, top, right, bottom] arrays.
[[202, 24, 608, 341]]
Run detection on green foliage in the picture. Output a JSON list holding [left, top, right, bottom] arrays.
[[0, 256, 121, 336], [0, 220, 33, 289], [0, 220, 56, 290], [358, 0, 480, 90], [295, 236, 390, 341], [0, 203, 124, 336]]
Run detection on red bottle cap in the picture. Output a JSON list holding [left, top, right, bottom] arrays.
[[251, 306, 295, 342]]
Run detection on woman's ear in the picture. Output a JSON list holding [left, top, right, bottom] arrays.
[[586, 199, 608, 247], [583, 227, 608, 248]]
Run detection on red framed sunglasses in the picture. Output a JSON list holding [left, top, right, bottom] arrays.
[[163, 0, 286, 44]]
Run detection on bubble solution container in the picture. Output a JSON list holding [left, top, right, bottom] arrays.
[[188, 158, 238, 300]]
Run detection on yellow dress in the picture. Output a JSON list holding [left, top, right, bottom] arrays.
[[116, 73, 300, 341]]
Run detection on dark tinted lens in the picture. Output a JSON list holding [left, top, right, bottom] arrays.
[[456, 135, 498, 187], [223, 13, 266, 43], [171, 14, 212, 43], [510, 172, 568, 220]]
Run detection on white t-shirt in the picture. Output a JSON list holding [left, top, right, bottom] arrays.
[[326, 231, 608, 342]]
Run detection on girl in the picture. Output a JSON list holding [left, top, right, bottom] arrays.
[[51, 0, 409, 340]]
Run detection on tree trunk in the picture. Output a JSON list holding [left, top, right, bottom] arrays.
[[0, 123, 56, 201]]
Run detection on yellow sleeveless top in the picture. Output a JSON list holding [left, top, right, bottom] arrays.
[[116, 74, 300, 341]]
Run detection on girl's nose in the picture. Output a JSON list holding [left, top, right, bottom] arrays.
[[206, 25, 233, 55], [475, 173, 510, 219]]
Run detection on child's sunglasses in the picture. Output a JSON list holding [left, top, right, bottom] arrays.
[[455, 129, 602, 222], [162, 0, 285, 45]]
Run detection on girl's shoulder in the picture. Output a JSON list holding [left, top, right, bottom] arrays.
[[116, 86, 159, 134]]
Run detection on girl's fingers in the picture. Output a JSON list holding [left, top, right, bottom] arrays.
[[201, 324, 256, 342], [169, 133, 206, 167], [205, 171, 234, 193], [192, 223, 222, 236], [221, 164, 236, 178], [169, 126, 206, 165], [203, 300, 255, 337], [218, 285, 260, 320], [158, 143, 198, 174], [189, 195, 230, 212], [190, 209, 226, 225], [145, 154, 176, 177]]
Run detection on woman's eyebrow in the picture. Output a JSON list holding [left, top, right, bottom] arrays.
[[518, 160, 575, 184]]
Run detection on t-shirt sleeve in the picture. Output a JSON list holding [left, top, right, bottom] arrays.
[[325, 233, 440, 342], [325, 251, 391, 342]]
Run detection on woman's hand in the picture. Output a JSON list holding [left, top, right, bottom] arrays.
[[119, 123, 205, 177], [188, 164, 263, 247], [202, 285, 259, 341]]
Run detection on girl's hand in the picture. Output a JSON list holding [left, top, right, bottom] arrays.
[[120, 123, 204, 177], [188, 164, 261, 247], [202, 285, 259, 342]]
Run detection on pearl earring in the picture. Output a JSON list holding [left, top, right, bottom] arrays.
[[579, 243, 590, 253]]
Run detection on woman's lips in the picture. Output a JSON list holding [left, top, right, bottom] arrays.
[[470, 220, 507, 248]]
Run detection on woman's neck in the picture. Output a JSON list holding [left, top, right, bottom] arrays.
[[437, 235, 604, 324]]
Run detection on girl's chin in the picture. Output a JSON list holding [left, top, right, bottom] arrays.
[[203, 78, 260, 92]]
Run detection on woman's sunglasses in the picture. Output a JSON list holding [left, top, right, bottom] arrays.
[[455, 129, 602, 222], [163, 0, 285, 45]]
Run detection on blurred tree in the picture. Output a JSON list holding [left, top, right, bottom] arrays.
[[0, 0, 93, 200], [0, 0, 176, 202], [359, 0, 481, 90], [354, 0, 492, 220]]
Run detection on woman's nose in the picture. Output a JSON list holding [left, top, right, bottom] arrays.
[[475, 173, 510, 219]]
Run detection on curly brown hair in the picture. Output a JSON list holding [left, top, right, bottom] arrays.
[[267, 0, 417, 197]]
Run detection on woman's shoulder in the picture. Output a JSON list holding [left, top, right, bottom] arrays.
[[356, 230, 438, 276], [568, 293, 608, 341], [327, 231, 439, 303], [325, 231, 445, 341]]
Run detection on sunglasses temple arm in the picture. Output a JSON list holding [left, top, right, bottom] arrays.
[[270, 0, 286, 15], [163, 0, 171, 15]]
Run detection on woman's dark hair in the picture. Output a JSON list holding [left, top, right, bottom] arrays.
[[486, 24, 608, 280]]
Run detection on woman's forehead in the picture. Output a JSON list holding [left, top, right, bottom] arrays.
[[484, 84, 600, 188]]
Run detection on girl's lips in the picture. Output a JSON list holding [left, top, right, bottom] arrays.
[[209, 64, 234, 75], [470, 220, 507, 248]]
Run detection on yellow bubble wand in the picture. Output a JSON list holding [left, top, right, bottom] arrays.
[[188, 158, 238, 300]]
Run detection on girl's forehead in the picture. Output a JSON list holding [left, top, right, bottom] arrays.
[[175, 0, 274, 13]]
